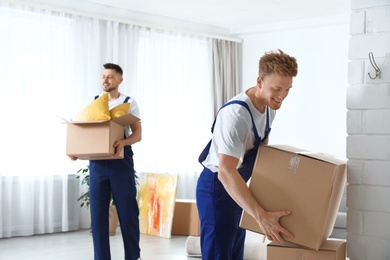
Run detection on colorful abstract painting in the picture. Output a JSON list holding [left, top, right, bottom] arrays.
[[137, 172, 178, 238]]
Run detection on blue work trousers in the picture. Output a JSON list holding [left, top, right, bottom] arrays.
[[196, 167, 246, 260], [195, 100, 269, 259], [89, 146, 140, 260]]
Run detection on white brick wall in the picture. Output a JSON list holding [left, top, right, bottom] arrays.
[[347, 0, 390, 259], [346, 85, 389, 109], [366, 7, 390, 33], [349, 34, 390, 58]]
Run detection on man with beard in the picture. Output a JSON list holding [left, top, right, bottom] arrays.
[[70, 63, 142, 260]]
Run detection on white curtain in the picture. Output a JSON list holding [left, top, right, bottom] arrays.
[[0, 1, 214, 237], [131, 29, 214, 199]]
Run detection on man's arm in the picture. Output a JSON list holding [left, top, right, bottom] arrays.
[[124, 121, 142, 145], [217, 153, 292, 243], [112, 121, 142, 157]]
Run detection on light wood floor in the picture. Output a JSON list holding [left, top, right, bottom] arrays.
[[0, 229, 194, 260], [0, 229, 348, 260]]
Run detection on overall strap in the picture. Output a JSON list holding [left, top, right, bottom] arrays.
[[94, 95, 99, 100], [122, 96, 131, 139], [261, 106, 271, 145], [211, 100, 263, 143], [198, 100, 271, 164]]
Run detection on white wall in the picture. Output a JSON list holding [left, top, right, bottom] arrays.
[[347, 0, 390, 259], [238, 15, 350, 160]]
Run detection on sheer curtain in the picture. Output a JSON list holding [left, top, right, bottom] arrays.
[[0, 1, 216, 237], [0, 2, 90, 238], [0, 0, 241, 238], [130, 29, 214, 199]]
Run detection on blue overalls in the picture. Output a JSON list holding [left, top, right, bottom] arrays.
[[196, 100, 270, 260], [89, 96, 140, 260]]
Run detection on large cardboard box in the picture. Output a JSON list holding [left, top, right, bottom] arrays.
[[267, 240, 347, 260], [239, 145, 346, 250], [171, 199, 200, 236], [66, 114, 140, 160]]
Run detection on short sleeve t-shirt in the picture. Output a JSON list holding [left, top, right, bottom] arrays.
[[201, 90, 276, 172], [99, 92, 141, 138]]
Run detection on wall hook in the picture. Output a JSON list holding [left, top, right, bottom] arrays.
[[368, 52, 381, 79]]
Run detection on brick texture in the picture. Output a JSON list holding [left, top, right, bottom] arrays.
[[347, 0, 390, 259]]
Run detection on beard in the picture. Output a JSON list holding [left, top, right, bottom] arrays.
[[102, 85, 117, 92]]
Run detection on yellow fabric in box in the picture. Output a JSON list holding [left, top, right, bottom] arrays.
[[72, 93, 111, 121], [110, 103, 130, 119]]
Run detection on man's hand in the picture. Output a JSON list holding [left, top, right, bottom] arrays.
[[68, 155, 78, 161], [218, 154, 293, 244], [112, 140, 125, 157], [257, 210, 293, 243]]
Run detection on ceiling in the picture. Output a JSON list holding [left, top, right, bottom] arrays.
[[26, 0, 351, 33]]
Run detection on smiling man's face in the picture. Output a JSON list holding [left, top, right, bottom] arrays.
[[102, 69, 123, 92], [257, 74, 293, 110]]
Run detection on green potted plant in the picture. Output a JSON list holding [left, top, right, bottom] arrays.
[[76, 166, 91, 208], [76, 165, 118, 236]]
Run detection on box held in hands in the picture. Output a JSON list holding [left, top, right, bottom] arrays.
[[239, 145, 347, 250], [66, 114, 140, 160]]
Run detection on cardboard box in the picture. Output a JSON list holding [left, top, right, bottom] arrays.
[[239, 145, 346, 250], [66, 114, 140, 160], [171, 199, 200, 236], [267, 240, 347, 260]]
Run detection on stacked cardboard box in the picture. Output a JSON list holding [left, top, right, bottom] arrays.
[[239, 145, 347, 259], [171, 199, 200, 236], [268, 240, 346, 260], [66, 113, 140, 160]]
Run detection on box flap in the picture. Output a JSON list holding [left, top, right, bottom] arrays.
[[62, 113, 140, 125], [67, 119, 110, 124], [319, 240, 346, 251], [268, 144, 309, 154], [112, 113, 140, 126], [59, 114, 110, 124], [268, 145, 346, 165]]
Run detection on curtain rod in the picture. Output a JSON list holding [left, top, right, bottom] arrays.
[[5, 0, 243, 43]]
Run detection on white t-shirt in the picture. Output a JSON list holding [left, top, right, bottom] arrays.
[[201, 90, 276, 172]]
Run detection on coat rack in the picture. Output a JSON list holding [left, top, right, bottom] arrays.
[[368, 52, 381, 79]]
